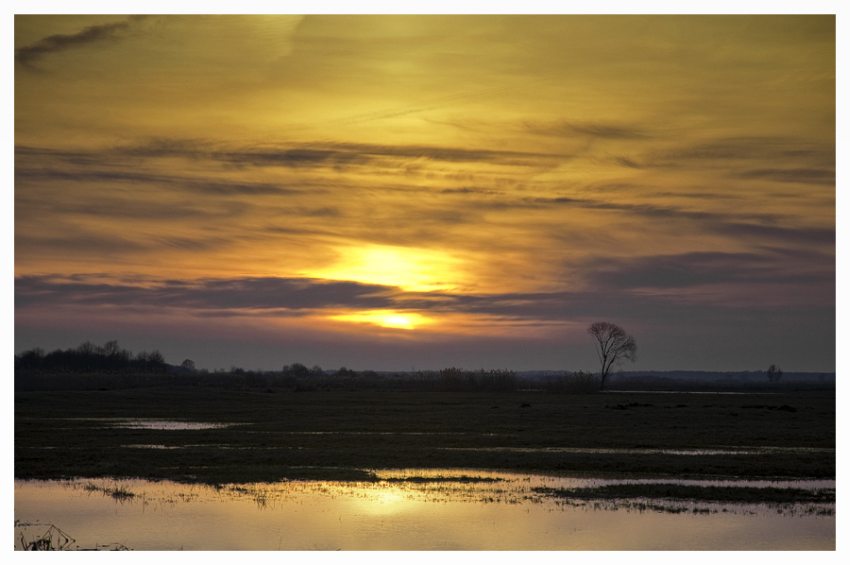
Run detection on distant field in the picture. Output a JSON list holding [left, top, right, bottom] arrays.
[[15, 383, 835, 485]]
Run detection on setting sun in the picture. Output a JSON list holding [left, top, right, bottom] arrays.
[[330, 310, 433, 330]]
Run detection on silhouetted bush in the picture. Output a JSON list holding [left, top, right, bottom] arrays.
[[545, 371, 599, 394], [282, 363, 310, 378], [767, 364, 783, 382], [437, 367, 517, 392]]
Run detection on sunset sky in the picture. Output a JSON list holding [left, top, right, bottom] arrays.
[[14, 15, 835, 371]]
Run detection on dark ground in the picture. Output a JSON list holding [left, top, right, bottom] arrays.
[[15, 384, 835, 485]]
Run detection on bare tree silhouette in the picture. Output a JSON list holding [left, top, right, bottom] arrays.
[[587, 321, 637, 390]]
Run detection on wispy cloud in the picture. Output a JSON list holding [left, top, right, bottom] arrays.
[[15, 275, 399, 312], [645, 136, 835, 172], [16, 16, 149, 68], [18, 139, 563, 173], [583, 250, 833, 290], [15, 166, 303, 196], [735, 167, 835, 185], [134, 139, 564, 168], [17, 259, 831, 324], [526, 120, 652, 140]]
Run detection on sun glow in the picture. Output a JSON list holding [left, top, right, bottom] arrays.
[[330, 310, 433, 330], [307, 245, 466, 292]]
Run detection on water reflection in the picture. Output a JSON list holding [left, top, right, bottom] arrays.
[[441, 446, 834, 456], [14, 471, 835, 550], [110, 419, 235, 430]]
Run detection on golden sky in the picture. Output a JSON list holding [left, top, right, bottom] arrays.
[[14, 15, 835, 371]]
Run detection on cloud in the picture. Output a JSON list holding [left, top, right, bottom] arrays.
[[735, 168, 835, 185], [647, 136, 835, 169], [15, 275, 400, 312], [8, 274, 559, 319], [526, 120, 651, 140], [582, 250, 832, 290], [471, 193, 831, 249], [17, 139, 564, 189], [18, 258, 832, 326], [15, 166, 302, 196], [112, 138, 562, 168], [16, 193, 249, 222], [439, 187, 499, 195], [16, 16, 148, 68], [714, 221, 835, 247], [10, 274, 657, 326], [15, 225, 245, 257], [615, 156, 643, 169], [15, 233, 149, 255]]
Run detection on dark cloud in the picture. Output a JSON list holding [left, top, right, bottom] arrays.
[[16, 16, 148, 68], [17, 259, 832, 325], [11, 273, 671, 325], [735, 168, 835, 185], [216, 142, 563, 168], [212, 147, 371, 169], [15, 228, 242, 257], [8, 274, 540, 319], [516, 195, 752, 223], [15, 145, 110, 166], [647, 136, 835, 168], [583, 250, 833, 290], [15, 276, 399, 312], [526, 120, 651, 140], [113, 139, 562, 168], [18, 140, 563, 186], [15, 166, 301, 196], [439, 187, 499, 195], [154, 236, 235, 252], [16, 193, 249, 222], [474, 194, 831, 249], [647, 190, 740, 200], [15, 233, 148, 255], [615, 156, 643, 169], [563, 122, 650, 139], [716, 222, 834, 247]]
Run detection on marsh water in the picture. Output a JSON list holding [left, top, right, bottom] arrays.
[[14, 469, 834, 550]]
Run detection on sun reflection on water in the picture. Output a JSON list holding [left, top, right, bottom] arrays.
[[14, 471, 836, 550]]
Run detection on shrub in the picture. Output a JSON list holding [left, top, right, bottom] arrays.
[[546, 371, 599, 394]]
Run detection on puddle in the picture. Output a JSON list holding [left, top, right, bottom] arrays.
[[439, 446, 834, 456], [109, 419, 235, 430], [43, 418, 239, 430], [122, 444, 183, 450], [14, 471, 834, 550], [606, 391, 780, 395]]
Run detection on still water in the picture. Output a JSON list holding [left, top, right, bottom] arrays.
[[14, 470, 834, 550]]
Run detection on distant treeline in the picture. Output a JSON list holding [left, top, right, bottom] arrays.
[[16, 341, 168, 374], [14, 341, 529, 393], [14, 341, 834, 393]]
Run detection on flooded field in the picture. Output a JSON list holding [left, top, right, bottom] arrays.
[[14, 470, 834, 550], [16, 388, 835, 548]]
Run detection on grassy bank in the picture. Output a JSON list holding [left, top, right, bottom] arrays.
[[534, 484, 835, 504]]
